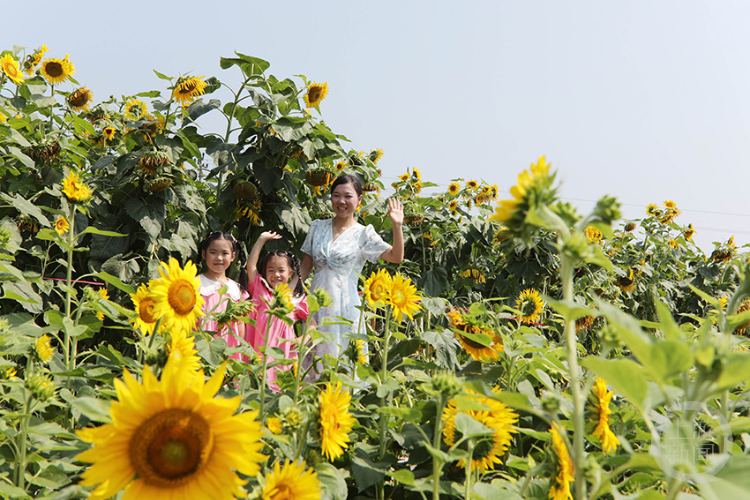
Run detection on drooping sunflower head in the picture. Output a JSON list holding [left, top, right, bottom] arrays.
[[124, 98, 149, 120], [130, 284, 159, 336], [369, 148, 384, 164], [22, 44, 48, 75], [35, 334, 55, 363], [318, 381, 356, 461], [490, 156, 557, 239], [388, 272, 421, 323], [68, 87, 94, 112], [585, 226, 602, 244], [442, 387, 519, 471], [261, 459, 321, 500], [461, 268, 486, 284], [76, 356, 267, 500], [684, 223, 696, 242], [549, 422, 574, 500], [1, 53, 25, 85], [149, 258, 205, 336], [515, 288, 544, 324], [40, 54, 74, 84], [304, 82, 329, 108], [614, 268, 635, 293], [172, 76, 207, 106], [363, 268, 392, 309], [54, 216, 69, 236], [61, 171, 93, 203]]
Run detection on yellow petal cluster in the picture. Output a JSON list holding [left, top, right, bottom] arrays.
[[591, 378, 620, 454], [61, 171, 93, 203], [318, 381, 356, 460], [149, 258, 205, 336], [490, 156, 551, 223], [54, 216, 69, 235], [261, 459, 321, 500], [549, 423, 574, 500], [1, 54, 25, 85]]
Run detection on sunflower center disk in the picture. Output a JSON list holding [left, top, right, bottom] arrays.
[[139, 299, 158, 324], [130, 408, 213, 486], [169, 280, 197, 315], [269, 484, 294, 500], [46, 62, 63, 77]]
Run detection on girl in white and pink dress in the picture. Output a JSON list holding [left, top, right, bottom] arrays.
[[196, 231, 250, 362]]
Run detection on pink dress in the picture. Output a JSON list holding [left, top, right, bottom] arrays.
[[246, 274, 309, 391], [198, 275, 250, 362]]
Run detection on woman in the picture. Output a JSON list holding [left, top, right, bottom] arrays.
[[300, 174, 404, 365]]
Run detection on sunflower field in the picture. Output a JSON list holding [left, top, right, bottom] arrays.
[[1, 43, 750, 500]]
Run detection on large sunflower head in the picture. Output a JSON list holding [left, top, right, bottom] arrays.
[[172, 76, 207, 106], [318, 381, 356, 461], [22, 44, 48, 76], [261, 459, 321, 500], [304, 82, 329, 108], [515, 288, 544, 324], [61, 171, 93, 203], [40, 54, 74, 84], [1, 54, 25, 85], [363, 268, 392, 309], [68, 87, 94, 112], [387, 273, 421, 323], [149, 258, 205, 336], [442, 387, 518, 471], [76, 355, 267, 500], [130, 284, 159, 336]]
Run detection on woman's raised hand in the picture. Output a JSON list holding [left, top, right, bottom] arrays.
[[387, 198, 404, 226]]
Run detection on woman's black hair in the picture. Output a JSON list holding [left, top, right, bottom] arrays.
[[331, 174, 363, 197], [258, 250, 305, 297], [198, 231, 248, 292]]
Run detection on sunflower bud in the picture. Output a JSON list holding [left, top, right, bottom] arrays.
[[26, 374, 56, 402], [283, 406, 304, 429], [0, 226, 12, 247], [542, 394, 561, 414], [425, 372, 462, 399], [305, 448, 324, 467], [313, 289, 332, 308], [1, 366, 17, 380], [591, 195, 621, 226], [560, 232, 592, 263]]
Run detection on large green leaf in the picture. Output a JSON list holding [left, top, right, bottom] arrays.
[[582, 357, 650, 412]]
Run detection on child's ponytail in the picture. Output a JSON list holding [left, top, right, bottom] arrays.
[[289, 253, 305, 297], [236, 243, 249, 292]]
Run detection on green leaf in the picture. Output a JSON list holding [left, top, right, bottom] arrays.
[[80, 227, 128, 238], [582, 357, 649, 412], [698, 455, 750, 500], [655, 299, 685, 340], [313, 462, 348, 500], [69, 397, 112, 423], [545, 298, 594, 321], [453, 412, 495, 439], [420, 268, 450, 297], [153, 70, 172, 80], [94, 271, 135, 295], [351, 445, 396, 493], [391, 469, 415, 486], [716, 352, 750, 391], [0, 192, 50, 227]]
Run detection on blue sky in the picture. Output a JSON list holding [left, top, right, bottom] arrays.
[[5, 1, 750, 251]]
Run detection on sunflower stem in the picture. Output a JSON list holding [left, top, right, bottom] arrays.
[[432, 394, 447, 500], [259, 313, 274, 420], [14, 393, 33, 490], [464, 440, 474, 500], [378, 309, 392, 461], [561, 255, 587, 500], [64, 204, 76, 386]]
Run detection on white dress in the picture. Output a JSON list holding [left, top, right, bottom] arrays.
[[301, 219, 390, 358]]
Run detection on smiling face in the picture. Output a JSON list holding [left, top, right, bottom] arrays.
[[264, 255, 293, 287], [201, 238, 235, 280], [331, 181, 362, 219]]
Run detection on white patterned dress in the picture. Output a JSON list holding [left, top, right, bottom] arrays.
[[301, 219, 390, 359]]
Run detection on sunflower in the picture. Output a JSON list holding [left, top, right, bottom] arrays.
[[61, 171, 93, 203], [353, 339, 368, 365], [490, 157, 552, 225], [668, 238, 679, 249], [168, 332, 201, 373], [447, 309, 504, 363], [36, 334, 54, 363], [261, 459, 321, 500], [54, 216, 69, 235], [549, 423, 574, 500], [68, 87, 94, 111], [334, 160, 346, 172], [684, 223, 695, 242], [466, 180, 479, 190], [130, 284, 159, 335], [442, 387, 518, 471], [399, 173, 409, 182], [269, 283, 294, 314], [515, 289, 544, 324], [172, 76, 207, 106], [1, 54, 25, 85], [734, 299, 750, 334], [614, 269, 635, 293], [646, 203, 659, 216], [575, 315, 595, 333], [388, 273, 421, 323], [448, 200, 459, 213], [624, 222, 636, 232], [149, 258, 205, 336], [664, 199, 677, 209], [23, 44, 48, 76], [461, 268, 486, 284], [318, 381, 356, 460], [40, 54, 74, 84], [124, 99, 148, 120], [363, 268, 392, 309], [304, 82, 329, 108], [76, 356, 267, 500], [267, 417, 283, 435], [590, 378, 620, 454], [448, 182, 460, 195], [370, 148, 384, 164], [103, 126, 116, 141], [94, 287, 109, 321], [585, 226, 602, 244]]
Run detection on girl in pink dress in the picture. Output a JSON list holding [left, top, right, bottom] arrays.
[[246, 231, 310, 391], [196, 231, 251, 362]]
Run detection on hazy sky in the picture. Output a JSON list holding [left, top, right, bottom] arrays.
[[5, 1, 750, 251]]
